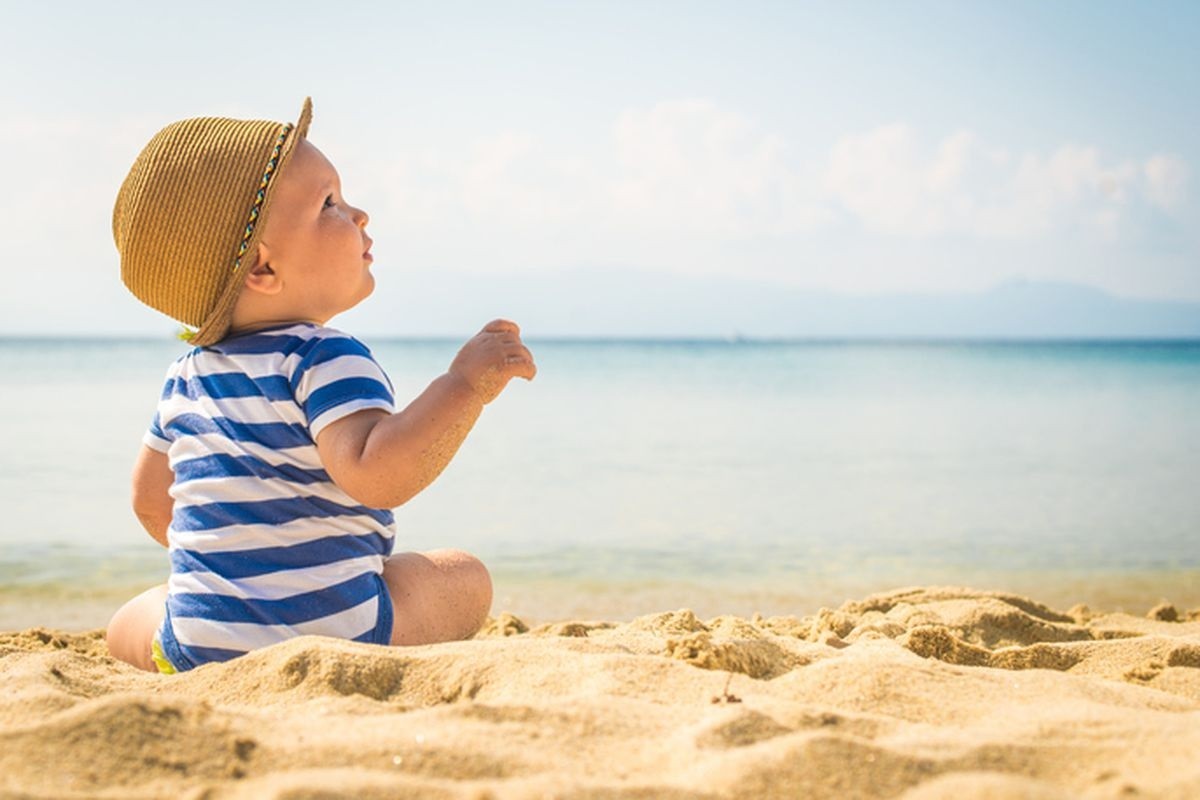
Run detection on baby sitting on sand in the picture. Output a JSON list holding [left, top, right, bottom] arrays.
[[106, 97, 535, 673]]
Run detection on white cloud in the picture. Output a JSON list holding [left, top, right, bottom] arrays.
[[821, 125, 1181, 239], [1, 103, 1192, 297], [976, 145, 1135, 237], [351, 106, 1189, 249], [606, 100, 829, 236], [823, 123, 985, 236], [358, 100, 832, 241], [1143, 154, 1189, 211], [457, 133, 587, 226]]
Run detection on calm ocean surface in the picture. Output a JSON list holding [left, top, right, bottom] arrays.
[[1, 337, 1198, 629]]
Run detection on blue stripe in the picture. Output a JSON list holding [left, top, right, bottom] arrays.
[[166, 373, 294, 402], [169, 572, 381, 626], [209, 328, 314, 356], [170, 531, 393, 579], [178, 643, 246, 665], [160, 608, 250, 671], [173, 495, 393, 533], [148, 412, 166, 440], [164, 412, 312, 450], [158, 607, 191, 670], [305, 377, 393, 424], [288, 336, 377, 394], [363, 574, 393, 644], [173, 452, 331, 486]]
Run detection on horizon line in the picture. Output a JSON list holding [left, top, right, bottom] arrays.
[[3, 334, 1199, 346]]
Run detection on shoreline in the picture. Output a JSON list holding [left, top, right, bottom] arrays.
[[2, 585, 1198, 798], [6, 567, 1200, 634]]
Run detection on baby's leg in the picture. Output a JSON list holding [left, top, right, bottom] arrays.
[[106, 584, 168, 672], [382, 549, 493, 646]]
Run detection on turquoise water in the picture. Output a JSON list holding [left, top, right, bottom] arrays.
[[1, 337, 1198, 628]]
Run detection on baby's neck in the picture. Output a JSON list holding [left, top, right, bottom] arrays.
[[229, 295, 328, 338], [226, 318, 321, 338]]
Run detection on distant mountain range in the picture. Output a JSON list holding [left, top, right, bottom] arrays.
[[380, 270, 1200, 340]]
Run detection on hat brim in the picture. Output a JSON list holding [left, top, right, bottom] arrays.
[[188, 97, 313, 347]]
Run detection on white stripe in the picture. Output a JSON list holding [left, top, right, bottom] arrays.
[[172, 594, 381, 651], [309, 398, 393, 439], [158, 392, 307, 429], [296, 351, 389, 400], [169, 513, 393, 553], [143, 430, 170, 453], [174, 470, 370, 509], [266, 328, 355, 388], [169, 555, 384, 601], [206, 351, 304, 383], [168, 431, 320, 468]]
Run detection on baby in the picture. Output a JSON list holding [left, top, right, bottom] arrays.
[[106, 97, 535, 673]]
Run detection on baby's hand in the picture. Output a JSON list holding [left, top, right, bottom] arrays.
[[448, 319, 537, 404]]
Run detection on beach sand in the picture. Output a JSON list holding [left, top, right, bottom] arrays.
[[2, 586, 1199, 799]]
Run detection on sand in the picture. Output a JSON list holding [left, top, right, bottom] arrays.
[[2, 586, 1199, 799]]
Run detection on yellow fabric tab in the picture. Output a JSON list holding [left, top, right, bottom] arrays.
[[151, 638, 178, 675]]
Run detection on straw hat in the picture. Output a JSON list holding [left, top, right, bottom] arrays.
[[113, 97, 313, 346]]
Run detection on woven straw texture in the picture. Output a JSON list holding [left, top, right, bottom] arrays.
[[113, 98, 312, 345]]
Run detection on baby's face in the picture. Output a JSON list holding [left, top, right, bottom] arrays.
[[256, 138, 375, 323]]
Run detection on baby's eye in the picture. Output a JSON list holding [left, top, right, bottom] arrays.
[[323, 194, 336, 209]]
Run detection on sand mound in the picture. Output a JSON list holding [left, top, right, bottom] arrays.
[[2, 586, 1199, 799]]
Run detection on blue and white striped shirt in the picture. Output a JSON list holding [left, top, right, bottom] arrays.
[[144, 323, 397, 671]]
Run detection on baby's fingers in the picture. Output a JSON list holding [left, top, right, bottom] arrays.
[[504, 358, 537, 380], [505, 350, 537, 380]]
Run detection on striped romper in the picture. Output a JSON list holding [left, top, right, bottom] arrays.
[[144, 322, 397, 672]]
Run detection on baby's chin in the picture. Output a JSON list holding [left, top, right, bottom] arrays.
[[355, 272, 377, 305]]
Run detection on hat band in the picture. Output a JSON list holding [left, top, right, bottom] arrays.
[[232, 121, 295, 272]]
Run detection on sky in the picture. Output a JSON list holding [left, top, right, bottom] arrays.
[[1, 0, 1197, 337]]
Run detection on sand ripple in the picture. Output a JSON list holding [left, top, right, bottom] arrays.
[[2, 586, 1198, 799]]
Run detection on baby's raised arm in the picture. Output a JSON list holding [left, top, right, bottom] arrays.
[[316, 319, 536, 509]]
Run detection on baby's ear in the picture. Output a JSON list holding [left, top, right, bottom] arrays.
[[242, 245, 282, 295]]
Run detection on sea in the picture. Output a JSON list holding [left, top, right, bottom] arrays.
[[1, 336, 1197, 630]]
